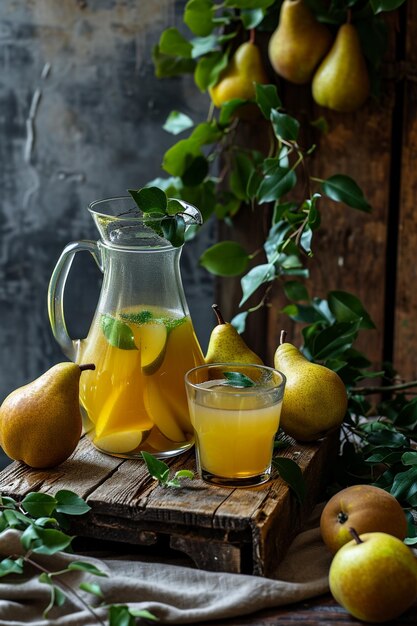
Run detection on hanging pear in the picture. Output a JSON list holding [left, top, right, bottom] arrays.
[[312, 23, 370, 112], [268, 0, 333, 85], [209, 41, 268, 108], [274, 331, 347, 441]]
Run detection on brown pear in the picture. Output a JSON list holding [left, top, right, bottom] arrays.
[[268, 0, 333, 84], [312, 23, 370, 112]]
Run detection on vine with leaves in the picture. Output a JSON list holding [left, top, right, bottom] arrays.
[[141, 0, 417, 537]]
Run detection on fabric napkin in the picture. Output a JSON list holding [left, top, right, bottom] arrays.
[[0, 505, 332, 626]]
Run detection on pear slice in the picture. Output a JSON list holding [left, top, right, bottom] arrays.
[[94, 429, 143, 454], [143, 377, 185, 442], [130, 322, 168, 375]]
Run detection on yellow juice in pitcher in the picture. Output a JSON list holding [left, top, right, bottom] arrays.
[[77, 305, 204, 457], [188, 383, 282, 478]]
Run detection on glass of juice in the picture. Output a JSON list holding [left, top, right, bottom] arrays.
[[185, 363, 286, 487]]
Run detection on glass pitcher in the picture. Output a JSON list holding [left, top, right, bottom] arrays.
[[48, 196, 204, 459]]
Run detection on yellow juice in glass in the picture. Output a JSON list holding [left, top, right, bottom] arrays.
[[185, 364, 286, 487], [77, 305, 204, 457]]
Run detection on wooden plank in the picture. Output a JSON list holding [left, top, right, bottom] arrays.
[[0, 432, 338, 576], [394, 6, 417, 380]]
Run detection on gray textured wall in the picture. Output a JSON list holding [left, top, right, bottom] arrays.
[[0, 0, 215, 465]]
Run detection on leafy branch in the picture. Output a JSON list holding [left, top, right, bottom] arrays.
[[0, 490, 157, 625]]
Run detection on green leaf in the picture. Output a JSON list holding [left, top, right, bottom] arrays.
[[230, 152, 254, 201], [68, 561, 108, 576], [109, 605, 135, 626], [101, 314, 136, 350], [21, 493, 58, 518], [181, 155, 209, 186], [219, 98, 248, 126], [231, 311, 248, 334], [21, 526, 74, 555], [79, 581, 103, 598], [194, 50, 228, 91], [241, 8, 265, 28], [402, 451, 417, 466], [159, 28, 193, 58], [128, 186, 167, 213], [223, 372, 256, 387], [328, 291, 376, 329], [39, 574, 66, 617], [152, 44, 195, 79], [185, 0, 215, 36], [272, 457, 306, 503], [321, 175, 371, 212], [310, 321, 360, 361], [163, 139, 201, 176], [240, 264, 275, 305], [255, 83, 282, 120], [369, 0, 406, 13], [163, 111, 194, 135], [54, 491, 91, 516], [257, 166, 297, 203], [0, 557, 24, 578], [270, 110, 300, 141], [173, 470, 195, 480], [390, 467, 417, 503], [141, 451, 170, 484], [284, 281, 309, 302], [200, 241, 250, 276], [161, 214, 186, 247], [0, 496, 16, 508], [128, 608, 159, 621]]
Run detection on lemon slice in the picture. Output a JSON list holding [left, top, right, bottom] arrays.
[[131, 322, 168, 375], [94, 430, 143, 454]]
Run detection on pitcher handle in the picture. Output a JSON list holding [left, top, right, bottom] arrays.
[[48, 240, 102, 360]]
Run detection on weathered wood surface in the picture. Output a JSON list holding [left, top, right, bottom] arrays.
[[0, 433, 338, 577]]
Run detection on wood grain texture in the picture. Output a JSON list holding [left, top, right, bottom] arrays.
[[0, 433, 338, 576], [394, 5, 417, 380]]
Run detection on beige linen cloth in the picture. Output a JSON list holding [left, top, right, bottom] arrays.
[[0, 505, 331, 626]]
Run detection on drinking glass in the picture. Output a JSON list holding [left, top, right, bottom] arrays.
[[185, 363, 286, 487]]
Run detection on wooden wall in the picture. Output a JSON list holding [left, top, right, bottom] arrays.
[[220, 6, 417, 383]]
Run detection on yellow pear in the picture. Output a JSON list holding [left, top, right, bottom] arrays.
[[274, 331, 347, 441], [209, 41, 268, 108], [205, 304, 263, 365], [312, 23, 370, 112], [268, 0, 333, 85], [0, 362, 95, 468]]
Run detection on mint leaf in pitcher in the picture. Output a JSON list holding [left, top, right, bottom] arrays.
[[223, 372, 256, 388], [101, 314, 137, 350]]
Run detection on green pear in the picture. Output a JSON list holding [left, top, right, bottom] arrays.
[[268, 0, 333, 85], [312, 23, 370, 112], [209, 41, 268, 108], [273, 331, 347, 441], [205, 304, 263, 365], [0, 362, 95, 468], [329, 530, 417, 623]]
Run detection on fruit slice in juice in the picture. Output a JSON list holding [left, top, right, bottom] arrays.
[[94, 430, 143, 454], [143, 376, 185, 442], [95, 383, 153, 438], [130, 321, 168, 375]]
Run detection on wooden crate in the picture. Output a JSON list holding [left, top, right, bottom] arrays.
[[0, 433, 338, 577]]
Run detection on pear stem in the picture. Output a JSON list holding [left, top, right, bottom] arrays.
[[212, 304, 226, 326], [280, 330, 287, 345], [347, 9, 352, 23], [349, 527, 363, 544], [79, 363, 95, 372], [249, 28, 255, 44]]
